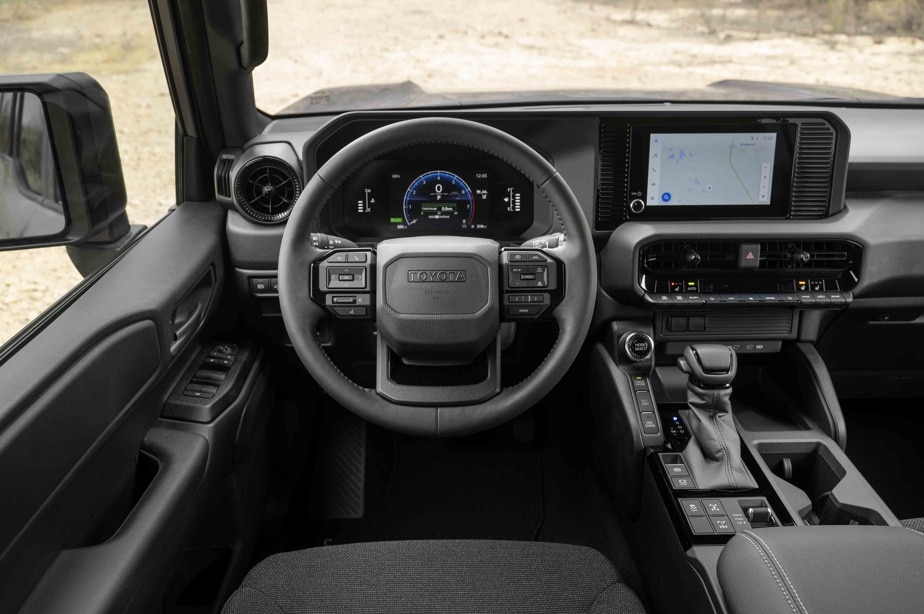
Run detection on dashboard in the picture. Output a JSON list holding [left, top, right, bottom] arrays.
[[219, 105, 924, 368]]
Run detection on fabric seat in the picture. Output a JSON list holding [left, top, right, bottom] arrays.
[[222, 540, 646, 613]]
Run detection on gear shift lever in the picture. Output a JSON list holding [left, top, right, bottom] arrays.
[[677, 344, 757, 491]]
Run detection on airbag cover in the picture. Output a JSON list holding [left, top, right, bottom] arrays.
[[376, 237, 499, 363]]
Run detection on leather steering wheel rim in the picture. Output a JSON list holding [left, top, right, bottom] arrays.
[[278, 117, 596, 437]]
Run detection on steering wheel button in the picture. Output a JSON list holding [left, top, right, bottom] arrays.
[[338, 274, 355, 281], [332, 296, 357, 304], [508, 305, 543, 317], [528, 253, 545, 262], [326, 252, 347, 263], [509, 252, 528, 262], [332, 306, 368, 317], [347, 252, 368, 263]]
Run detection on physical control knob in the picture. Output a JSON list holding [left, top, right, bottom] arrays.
[[683, 247, 702, 268], [621, 332, 654, 362], [745, 506, 774, 525], [629, 199, 645, 214], [790, 248, 811, 264]]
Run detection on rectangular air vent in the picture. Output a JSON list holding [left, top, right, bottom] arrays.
[[640, 239, 861, 275], [596, 121, 630, 230], [640, 240, 738, 272], [215, 156, 235, 200], [759, 240, 859, 271], [790, 121, 836, 219]]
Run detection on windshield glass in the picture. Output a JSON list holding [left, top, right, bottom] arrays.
[[255, 0, 924, 114]]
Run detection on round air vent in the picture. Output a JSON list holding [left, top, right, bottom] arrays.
[[234, 157, 302, 224]]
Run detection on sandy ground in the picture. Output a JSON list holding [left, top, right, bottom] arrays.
[[1, 0, 923, 343]]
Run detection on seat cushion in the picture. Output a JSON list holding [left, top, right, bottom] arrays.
[[222, 540, 645, 614]]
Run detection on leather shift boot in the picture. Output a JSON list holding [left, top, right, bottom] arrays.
[[679, 381, 758, 491]]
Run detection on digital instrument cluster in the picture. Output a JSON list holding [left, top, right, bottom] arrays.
[[334, 159, 535, 239]]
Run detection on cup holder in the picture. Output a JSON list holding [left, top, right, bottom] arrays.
[[757, 441, 887, 526]]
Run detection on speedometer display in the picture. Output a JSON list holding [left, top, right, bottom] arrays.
[[338, 157, 535, 239], [403, 170, 476, 229]]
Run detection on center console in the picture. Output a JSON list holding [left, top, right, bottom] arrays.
[[589, 331, 902, 614]]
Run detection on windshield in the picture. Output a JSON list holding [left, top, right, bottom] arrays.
[[255, 0, 924, 114]]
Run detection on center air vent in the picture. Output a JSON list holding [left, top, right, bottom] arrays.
[[640, 239, 861, 276], [233, 157, 302, 224]]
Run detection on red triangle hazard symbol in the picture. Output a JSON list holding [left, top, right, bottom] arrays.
[[746, 251, 755, 260]]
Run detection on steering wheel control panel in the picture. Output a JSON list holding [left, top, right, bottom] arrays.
[[500, 249, 564, 320], [637, 239, 861, 309], [309, 247, 564, 322], [312, 249, 376, 319]]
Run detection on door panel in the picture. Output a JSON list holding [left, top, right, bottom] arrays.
[[0, 201, 226, 611]]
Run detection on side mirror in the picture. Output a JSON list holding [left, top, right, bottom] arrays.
[[0, 73, 129, 251]]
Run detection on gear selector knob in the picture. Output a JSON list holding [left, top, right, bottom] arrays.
[[678, 344, 737, 388]]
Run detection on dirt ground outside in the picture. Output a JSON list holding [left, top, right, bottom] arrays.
[[1, 0, 923, 344]]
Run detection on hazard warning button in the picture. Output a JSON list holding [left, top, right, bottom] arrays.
[[738, 243, 761, 269]]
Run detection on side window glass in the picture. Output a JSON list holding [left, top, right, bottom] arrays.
[[0, 93, 12, 155]]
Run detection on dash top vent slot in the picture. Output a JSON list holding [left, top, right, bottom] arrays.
[[790, 120, 837, 219]]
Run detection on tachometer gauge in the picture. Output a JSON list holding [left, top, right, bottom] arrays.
[[403, 170, 475, 228]]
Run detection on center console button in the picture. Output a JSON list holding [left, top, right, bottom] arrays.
[[631, 375, 649, 391], [680, 499, 705, 516], [635, 391, 654, 412], [640, 411, 659, 434], [710, 516, 736, 533], [688, 515, 715, 534], [671, 476, 696, 490], [701, 499, 726, 516], [665, 464, 690, 477]]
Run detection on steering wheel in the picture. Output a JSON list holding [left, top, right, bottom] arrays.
[[278, 118, 596, 436]]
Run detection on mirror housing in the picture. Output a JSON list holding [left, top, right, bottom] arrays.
[[0, 73, 130, 251]]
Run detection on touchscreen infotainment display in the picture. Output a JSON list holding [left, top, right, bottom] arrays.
[[646, 132, 778, 207]]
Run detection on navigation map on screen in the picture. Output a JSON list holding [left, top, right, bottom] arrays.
[[646, 133, 777, 206]]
